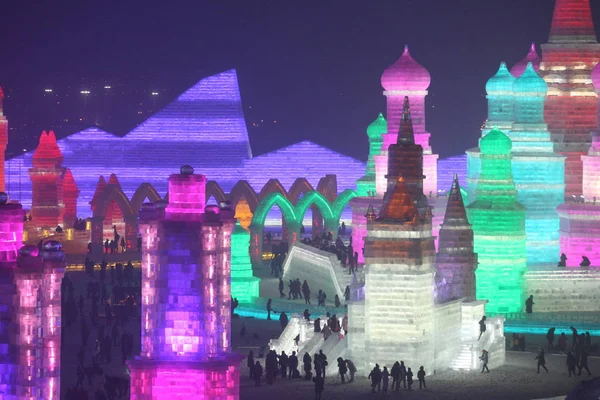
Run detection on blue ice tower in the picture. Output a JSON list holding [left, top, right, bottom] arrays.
[[466, 62, 516, 202], [510, 63, 565, 264]]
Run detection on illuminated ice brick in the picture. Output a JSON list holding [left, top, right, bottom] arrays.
[[130, 167, 241, 398], [539, 0, 600, 199], [467, 128, 527, 313], [230, 221, 259, 303]]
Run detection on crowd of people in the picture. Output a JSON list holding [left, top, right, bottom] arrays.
[[301, 232, 359, 276]]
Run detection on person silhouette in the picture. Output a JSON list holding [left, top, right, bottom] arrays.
[[525, 295, 534, 314], [536, 348, 548, 373], [478, 316, 487, 340]]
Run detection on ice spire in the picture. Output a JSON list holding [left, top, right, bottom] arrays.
[[397, 96, 415, 145], [378, 177, 417, 222], [549, 0, 596, 42]]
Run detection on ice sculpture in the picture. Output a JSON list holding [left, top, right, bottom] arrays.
[[0, 194, 66, 400], [29, 131, 66, 227], [0, 88, 7, 192], [230, 221, 260, 303], [128, 166, 242, 399], [356, 113, 386, 197], [510, 42, 541, 78], [435, 175, 477, 303], [376, 45, 438, 196], [510, 63, 564, 263], [466, 62, 515, 202], [361, 177, 436, 372], [556, 65, 600, 266], [539, 0, 600, 199], [62, 169, 79, 227], [466, 128, 526, 313]]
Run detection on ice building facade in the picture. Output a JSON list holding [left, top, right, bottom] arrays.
[[467, 59, 564, 265], [0, 195, 66, 400], [556, 61, 600, 267], [539, 0, 600, 199], [467, 128, 526, 313], [376, 45, 438, 197], [230, 221, 260, 303], [0, 89, 7, 192], [435, 175, 477, 303], [346, 100, 504, 375], [128, 166, 241, 399], [5, 70, 366, 215]]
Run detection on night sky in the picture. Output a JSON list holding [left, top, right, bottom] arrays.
[[1, 0, 599, 161]]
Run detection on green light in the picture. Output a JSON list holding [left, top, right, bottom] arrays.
[[358, 113, 387, 196], [231, 221, 260, 303], [467, 128, 526, 313]]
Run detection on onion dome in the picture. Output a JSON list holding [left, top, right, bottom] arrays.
[[367, 113, 387, 139], [485, 62, 515, 95], [592, 61, 600, 91], [480, 127, 512, 155], [510, 42, 541, 78], [513, 63, 548, 94], [381, 45, 431, 92]]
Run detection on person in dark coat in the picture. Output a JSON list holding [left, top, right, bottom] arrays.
[[337, 357, 347, 383], [417, 366, 426, 389], [399, 361, 407, 389], [390, 361, 401, 390], [266, 299, 273, 320], [480, 350, 490, 373], [571, 326, 579, 351], [547, 327, 556, 349], [303, 353, 312, 380], [525, 295, 534, 313], [558, 332, 568, 352], [536, 348, 548, 373], [407, 367, 414, 390], [345, 359, 357, 383], [312, 375, 325, 400], [318, 350, 328, 377], [478, 316, 487, 340], [368, 364, 382, 393], [289, 351, 299, 379], [279, 351, 289, 378], [314, 354, 322, 379], [278, 278, 285, 298], [279, 312, 288, 331], [579, 348, 592, 376], [253, 361, 263, 387], [247, 350, 255, 379], [567, 351, 577, 377]]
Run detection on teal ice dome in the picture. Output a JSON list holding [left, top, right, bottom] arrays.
[[367, 113, 387, 139], [480, 127, 512, 155], [485, 62, 516, 94], [513, 63, 547, 94]]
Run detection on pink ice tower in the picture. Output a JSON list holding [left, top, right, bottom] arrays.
[[0, 193, 66, 400], [376, 45, 438, 197], [556, 62, 600, 267], [128, 165, 242, 399]]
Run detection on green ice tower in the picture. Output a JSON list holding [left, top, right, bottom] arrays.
[[230, 221, 260, 303], [356, 113, 386, 197], [466, 128, 526, 313]]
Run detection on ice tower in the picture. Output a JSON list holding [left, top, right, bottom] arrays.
[[540, 0, 600, 199], [435, 175, 477, 303], [128, 166, 241, 399], [466, 128, 526, 313], [510, 63, 564, 264], [29, 131, 65, 227], [361, 177, 435, 372], [0, 194, 66, 399], [466, 62, 515, 201], [351, 114, 386, 264], [376, 46, 438, 197], [356, 113, 386, 197], [556, 61, 600, 266], [230, 221, 260, 303], [0, 88, 7, 192]]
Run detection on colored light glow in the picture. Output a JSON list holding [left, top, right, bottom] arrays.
[[467, 128, 527, 313]]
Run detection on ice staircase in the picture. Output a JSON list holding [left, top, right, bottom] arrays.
[[268, 314, 301, 355], [450, 316, 505, 371]]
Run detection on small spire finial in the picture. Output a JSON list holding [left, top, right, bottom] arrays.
[[403, 45, 409, 54], [402, 96, 410, 121], [530, 42, 536, 52]]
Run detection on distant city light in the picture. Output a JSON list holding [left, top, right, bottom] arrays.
[[44, 89, 53, 93], [80, 90, 91, 95], [104, 85, 111, 89], [151, 92, 159, 96]]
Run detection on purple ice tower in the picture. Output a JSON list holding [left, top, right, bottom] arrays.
[[128, 166, 241, 399]]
